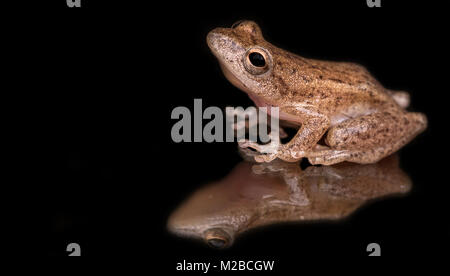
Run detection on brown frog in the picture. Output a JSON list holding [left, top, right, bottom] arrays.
[[207, 20, 427, 165]]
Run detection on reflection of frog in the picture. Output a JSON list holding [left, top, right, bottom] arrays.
[[207, 21, 427, 164], [167, 153, 411, 248]]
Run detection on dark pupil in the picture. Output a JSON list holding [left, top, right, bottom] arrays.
[[207, 238, 226, 249], [249, 52, 265, 67]]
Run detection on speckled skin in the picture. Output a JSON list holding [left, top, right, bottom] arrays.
[[207, 21, 427, 164], [167, 153, 411, 248]]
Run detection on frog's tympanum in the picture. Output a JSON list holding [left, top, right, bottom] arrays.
[[167, 152, 411, 248], [207, 21, 427, 164]]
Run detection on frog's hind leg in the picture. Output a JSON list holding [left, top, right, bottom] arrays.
[[307, 111, 427, 165]]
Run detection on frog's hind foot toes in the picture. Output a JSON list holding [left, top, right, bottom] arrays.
[[307, 150, 352, 166], [254, 153, 278, 163]]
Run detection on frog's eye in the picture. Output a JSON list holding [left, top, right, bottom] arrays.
[[244, 47, 272, 75], [204, 228, 231, 249], [249, 52, 265, 67], [207, 238, 227, 249]]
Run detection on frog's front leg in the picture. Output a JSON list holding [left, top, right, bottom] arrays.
[[275, 115, 330, 162], [241, 114, 330, 163]]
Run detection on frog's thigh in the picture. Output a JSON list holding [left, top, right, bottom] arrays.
[[310, 111, 426, 165]]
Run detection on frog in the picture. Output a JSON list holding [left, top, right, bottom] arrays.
[[206, 20, 427, 165]]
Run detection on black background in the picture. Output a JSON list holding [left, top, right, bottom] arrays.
[[12, 0, 448, 266]]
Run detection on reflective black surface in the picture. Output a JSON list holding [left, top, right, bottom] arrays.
[[168, 154, 411, 248], [12, 0, 448, 265]]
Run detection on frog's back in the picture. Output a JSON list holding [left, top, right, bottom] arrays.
[[290, 53, 384, 93], [272, 48, 396, 109]]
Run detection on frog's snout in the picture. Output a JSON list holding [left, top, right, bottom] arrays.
[[206, 29, 223, 53]]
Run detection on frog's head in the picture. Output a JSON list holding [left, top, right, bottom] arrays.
[[207, 21, 284, 109]]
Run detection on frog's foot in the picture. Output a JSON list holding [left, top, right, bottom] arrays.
[[306, 148, 352, 166], [239, 142, 304, 163], [238, 128, 286, 162], [239, 124, 314, 162], [238, 140, 279, 162], [274, 147, 305, 162], [238, 146, 283, 163]]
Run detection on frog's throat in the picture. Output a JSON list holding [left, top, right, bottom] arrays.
[[219, 61, 254, 95], [218, 61, 301, 123], [218, 61, 275, 105]]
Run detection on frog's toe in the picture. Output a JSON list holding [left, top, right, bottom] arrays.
[[307, 150, 351, 165], [254, 153, 277, 163], [273, 146, 304, 162], [239, 139, 281, 155], [307, 156, 321, 165]]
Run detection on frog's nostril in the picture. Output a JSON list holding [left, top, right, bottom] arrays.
[[207, 32, 227, 54], [207, 32, 219, 47]]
